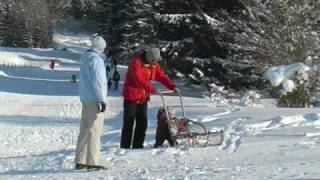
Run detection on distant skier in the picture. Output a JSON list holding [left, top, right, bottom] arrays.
[[107, 78, 113, 90], [49, 59, 56, 69], [105, 64, 111, 76], [112, 70, 120, 91], [112, 59, 118, 69], [71, 74, 77, 83], [105, 56, 114, 91]]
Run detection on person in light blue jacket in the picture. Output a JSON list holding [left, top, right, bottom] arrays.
[[75, 35, 108, 170]]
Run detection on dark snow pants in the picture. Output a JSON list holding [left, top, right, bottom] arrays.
[[120, 100, 148, 149]]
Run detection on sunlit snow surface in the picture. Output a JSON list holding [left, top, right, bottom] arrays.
[[0, 33, 319, 180]]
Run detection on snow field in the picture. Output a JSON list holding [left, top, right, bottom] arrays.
[[0, 33, 319, 179]]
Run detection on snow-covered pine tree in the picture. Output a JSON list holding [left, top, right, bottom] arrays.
[[150, 0, 195, 77], [151, 0, 320, 91], [0, 1, 6, 44], [1, 1, 30, 47], [232, 0, 320, 65], [15, 0, 52, 48], [150, 0, 257, 90], [70, 0, 85, 20], [69, 0, 97, 20], [98, 0, 153, 61], [1, 0, 69, 48], [96, 0, 112, 41]]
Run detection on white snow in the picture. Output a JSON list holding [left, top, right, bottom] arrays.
[[194, 68, 204, 78], [265, 62, 310, 87], [200, 12, 222, 27], [0, 33, 320, 180], [158, 14, 193, 24], [239, 90, 262, 107], [305, 56, 313, 66], [244, 113, 320, 134], [160, 38, 193, 52], [282, 79, 295, 92], [208, 83, 224, 94], [0, 52, 31, 66], [305, 132, 320, 137], [0, 71, 8, 77]]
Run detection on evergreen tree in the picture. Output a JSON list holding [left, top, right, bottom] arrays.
[[70, 0, 84, 19], [150, 0, 320, 90], [2, 1, 22, 47], [150, 0, 240, 88], [1, 0, 69, 48], [96, 0, 112, 39], [0, 2, 6, 44], [97, 0, 153, 61], [69, 0, 97, 20]]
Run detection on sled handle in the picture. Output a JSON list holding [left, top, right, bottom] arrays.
[[159, 89, 186, 118], [159, 90, 175, 95]]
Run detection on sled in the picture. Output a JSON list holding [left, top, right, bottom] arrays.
[[159, 90, 224, 147]]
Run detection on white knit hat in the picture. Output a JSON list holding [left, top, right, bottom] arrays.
[[146, 47, 161, 62], [92, 36, 106, 53]]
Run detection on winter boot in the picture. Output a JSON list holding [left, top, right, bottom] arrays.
[[75, 163, 87, 170], [87, 165, 108, 171]]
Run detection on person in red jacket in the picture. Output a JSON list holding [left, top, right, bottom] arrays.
[[121, 47, 180, 149]]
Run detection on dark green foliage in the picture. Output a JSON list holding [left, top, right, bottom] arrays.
[[277, 69, 320, 108], [96, 0, 154, 61], [277, 85, 310, 108], [150, 0, 262, 89], [96, 0, 111, 37], [0, 0, 69, 48], [149, 0, 320, 90], [1, 0, 319, 92], [68, 0, 97, 20], [0, 2, 5, 43]]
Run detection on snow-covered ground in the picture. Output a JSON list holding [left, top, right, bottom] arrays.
[[0, 33, 319, 180]]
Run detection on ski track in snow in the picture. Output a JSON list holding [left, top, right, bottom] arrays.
[[200, 109, 232, 122], [220, 117, 248, 153], [199, 107, 240, 123], [219, 113, 320, 154], [244, 113, 320, 134]]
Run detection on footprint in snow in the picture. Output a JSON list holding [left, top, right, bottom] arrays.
[[219, 137, 231, 151], [114, 149, 127, 156], [164, 148, 185, 157], [219, 135, 241, 153], [228, 135, 241, 153], [151, 149, 164, 156]]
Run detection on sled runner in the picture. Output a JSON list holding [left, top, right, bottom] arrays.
[[158, 90, 224, 147]]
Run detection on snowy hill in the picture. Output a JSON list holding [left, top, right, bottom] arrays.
[[0, 33, 319, 180], [0, 52, 31, 66]]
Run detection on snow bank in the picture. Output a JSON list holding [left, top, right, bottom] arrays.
[[282, 79, 295, 92], [305, 132, 320, 137], [264, 63, 310, 87], [0, 71, 8, 77], [53, 33, 91, 46], [239, 91, 262, 107], [0, 52, 30, 66], [245, 113, 320, 133]]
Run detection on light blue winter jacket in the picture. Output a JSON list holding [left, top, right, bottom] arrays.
[[79, 49, 107, 102]]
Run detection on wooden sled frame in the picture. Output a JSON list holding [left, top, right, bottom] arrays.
[[158, 90, 224, 147]]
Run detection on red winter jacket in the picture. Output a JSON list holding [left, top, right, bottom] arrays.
[[122, 56, 176, 103]]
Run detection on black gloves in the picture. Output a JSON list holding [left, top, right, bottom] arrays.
[[100, 102, 106, 112]]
